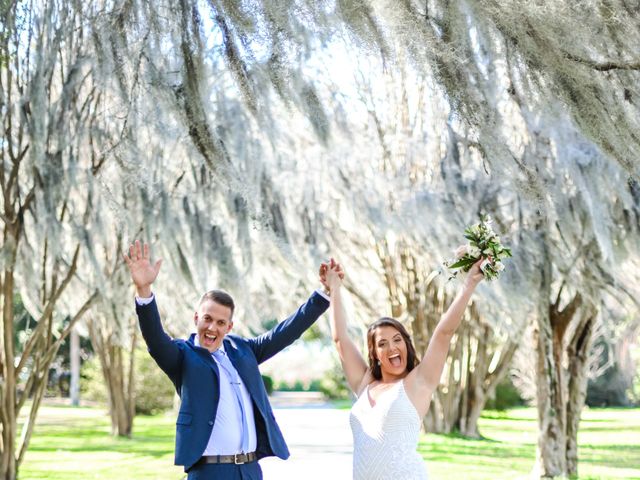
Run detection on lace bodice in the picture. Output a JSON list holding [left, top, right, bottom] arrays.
[[349, 380, 428, 480]]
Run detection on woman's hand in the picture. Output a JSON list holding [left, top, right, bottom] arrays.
[[319, 258, 344, 293], [326, 260, 344, 289], [464, 258, 485, 289]]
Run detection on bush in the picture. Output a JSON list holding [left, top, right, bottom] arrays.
[[81, 347, 175, 415], [485, 377, 524, 411], [587, 364, 633, 407], [80, 356, 108, 404], [275, 379, 306, 392], [318, 364, 351, 400], [134, 347, 175, 415], [262, 374, 274, 395]]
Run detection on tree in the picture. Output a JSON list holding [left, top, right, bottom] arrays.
[[0, 2, 104, 477]]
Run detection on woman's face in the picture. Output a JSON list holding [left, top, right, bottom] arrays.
[[373, 325, 408, 377]]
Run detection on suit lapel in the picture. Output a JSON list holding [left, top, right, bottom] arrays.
[[188, 335, 221, 378]]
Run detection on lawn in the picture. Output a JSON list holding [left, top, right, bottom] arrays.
[[19, 405, 183, 479], [421, 408, 640, 480], [18, 403, 640, 479]]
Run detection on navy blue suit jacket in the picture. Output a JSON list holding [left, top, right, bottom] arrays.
[[136, 292, 329, 471]]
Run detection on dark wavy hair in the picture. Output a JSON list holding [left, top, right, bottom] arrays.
[[366, 317, 418, 380]]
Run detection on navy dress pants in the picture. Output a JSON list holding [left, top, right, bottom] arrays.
[[186, 462, 262, 480]]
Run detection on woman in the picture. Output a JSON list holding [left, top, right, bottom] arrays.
[[321, 257, 484, 479]]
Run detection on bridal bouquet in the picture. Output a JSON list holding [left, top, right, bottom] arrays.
[[445, 215, 512, 281]]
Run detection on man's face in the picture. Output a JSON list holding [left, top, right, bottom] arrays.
[[194, 300, 233, 353]]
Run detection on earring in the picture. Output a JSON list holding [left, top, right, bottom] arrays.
[[376, 360, 381, 366]]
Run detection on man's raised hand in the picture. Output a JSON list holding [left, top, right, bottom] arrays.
[[123, 240, 162, 298]]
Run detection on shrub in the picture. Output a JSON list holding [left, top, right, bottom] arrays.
[[485, 377, 524, 411], [134, 347, 175, 415], [318, 364, 351, 400], [81, 347, 175, 415], [80, 356, 107, 404], [262, 374, 274, 395]]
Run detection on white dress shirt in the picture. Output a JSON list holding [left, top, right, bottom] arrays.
[[194, 337, 257, 455]]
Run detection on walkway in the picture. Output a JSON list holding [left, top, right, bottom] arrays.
[[261, 393, 353, 479]]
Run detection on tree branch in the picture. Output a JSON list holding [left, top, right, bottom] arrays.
[[15, 245, 81, 377], [564, 52, 640, 71]]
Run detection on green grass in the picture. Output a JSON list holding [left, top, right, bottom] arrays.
[[17, 403, 640, 479], [421, 408, 640, 480], [19, 405, 184, 479]]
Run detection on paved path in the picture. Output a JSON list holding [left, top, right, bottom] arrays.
[[260, 402, 353, 479]]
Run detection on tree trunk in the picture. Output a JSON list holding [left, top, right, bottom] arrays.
[[533, 247, 568, 478], [534, 316, 567, 478], [533, 225, 595, 478], [566, 311, 596, 477], [1, 269, 17, 480], [89, 318, 136, 437], [532, 225, 561, 478]]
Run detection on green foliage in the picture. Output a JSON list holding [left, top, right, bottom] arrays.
[[261, 374, 274, 395], [134, 347, 175, 415], [80, 356, 108, 404], [273, 361, 351, 399], [317, 364, 351, 400], [301, 323, 324, 342], [485, 377, 524, 411], [587, 363, 634, 407], [80, 348, 175, 415], [630, 345, 640, 406], [251, 318, 323, 342], [631, 364, 640, 406], [275, 379, 307, 391]]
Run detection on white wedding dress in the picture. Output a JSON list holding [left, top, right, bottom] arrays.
[[350, 380, 429, 480]]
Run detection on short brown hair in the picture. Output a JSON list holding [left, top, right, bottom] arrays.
[[366, 317, 418, 380], [199, 290, 235, 318]]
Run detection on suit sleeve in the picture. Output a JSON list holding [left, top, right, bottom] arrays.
[[136, 298, 183, 379], [248, 291, 329, 364]]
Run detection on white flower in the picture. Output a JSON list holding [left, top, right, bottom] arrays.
[[468, 245, 481, 257], [445, 215, 511, 282]]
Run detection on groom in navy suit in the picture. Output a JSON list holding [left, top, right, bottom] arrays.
[[124, 241, 330, 479]]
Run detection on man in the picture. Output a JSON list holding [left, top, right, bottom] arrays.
[[123, 240, 330, 479]]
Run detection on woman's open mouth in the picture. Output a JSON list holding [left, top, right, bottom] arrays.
[[389, 353, 402, 367]]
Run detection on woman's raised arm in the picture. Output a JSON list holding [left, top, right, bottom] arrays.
[[324, 261, 369, 394]]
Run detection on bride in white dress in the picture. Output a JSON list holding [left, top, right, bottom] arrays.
[[320, 258, 483, 480]]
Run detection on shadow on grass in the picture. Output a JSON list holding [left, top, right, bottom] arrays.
[[28, 414, 176, 459]]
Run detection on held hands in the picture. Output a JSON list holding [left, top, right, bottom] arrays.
[[319, 257, 344, 294], [122, 240, 162, 298]]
